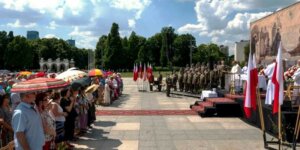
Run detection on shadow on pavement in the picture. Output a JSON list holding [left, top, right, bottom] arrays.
[[74, 120, 124, 149], [93, 120, 116, 127], [109, 94, 131, 108]]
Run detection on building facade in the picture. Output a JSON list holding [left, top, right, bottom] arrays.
[[39, 58, 75, 72], [27, 31, 39, 40], [234, 40, 249, 62], [66, 39, 75, 47]]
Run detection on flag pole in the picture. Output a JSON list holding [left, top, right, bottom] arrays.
[[278, 103, 282, 150], [251, 34, 267, 147], [292, 106, 300, 149], [257, 88, 267, 147]]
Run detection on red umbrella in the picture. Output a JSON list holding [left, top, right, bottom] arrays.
[[106, 71, 113, 76], [88, 69, 103, 77], [36, 71, 46, 77], [11, 77, 69, 93]]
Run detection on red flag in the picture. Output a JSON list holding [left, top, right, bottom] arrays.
[[133, 64, 135, 81], [243, 52, 257, 118], [143, 64, 147, 81], [133, 64, 138, 81], [272, 42, 284, 114]]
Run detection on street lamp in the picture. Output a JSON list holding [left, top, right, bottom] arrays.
[[189, 40, 196, 66]]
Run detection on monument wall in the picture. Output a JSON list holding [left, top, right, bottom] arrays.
[[250, 2, 300, 67]]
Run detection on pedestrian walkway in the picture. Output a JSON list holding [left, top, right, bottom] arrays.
[[73, 78, 265, 150]]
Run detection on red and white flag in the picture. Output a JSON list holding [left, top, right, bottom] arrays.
[[243, 52, 257, 118], [133, 64, 138, 81], [272, 42, 284, 114], [139, 62, 143, 79], [143, 64, 147, 81]]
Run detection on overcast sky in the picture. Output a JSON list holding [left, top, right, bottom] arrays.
[[0, 0, 299, 54]]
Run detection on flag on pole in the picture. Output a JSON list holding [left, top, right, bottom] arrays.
[[143, 64, 147, 81], [243, 52, 257, 118], [133, 64, 135, 81], [139, 62, 143, 79], [133, 64, 138, 81], [272, 42, 284, 114], [149, 64, 153, 76]]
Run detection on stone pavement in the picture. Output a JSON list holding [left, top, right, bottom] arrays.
[[73, 78, 266, 150]]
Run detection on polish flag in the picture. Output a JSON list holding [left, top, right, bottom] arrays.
[[133, 64, 138, 81], [139, 62, 143, 79], [143, 64, 147, 81], [272, 42, 284, 114], [243, 52, 257, 118]]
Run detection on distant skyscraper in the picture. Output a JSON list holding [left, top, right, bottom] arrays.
[[66, 39, 75, 47], [26, 31, 39, 40]]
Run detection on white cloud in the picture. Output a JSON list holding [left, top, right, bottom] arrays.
[[178, 23, 206, 34], [46, 21, 58, 30], [0, 0, 85, 19], [109, 0, 151, 28], [110, 0, 151, 11], [178, 0, 296, 54], [69, 26, 98, 49], [44, 34, 57, 38], [119, 30, 131, 38], [7, 19, 37, 28], [128, 19, 136, 28]]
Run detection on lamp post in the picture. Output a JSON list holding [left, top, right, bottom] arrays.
[[189, 39, 196, 66]]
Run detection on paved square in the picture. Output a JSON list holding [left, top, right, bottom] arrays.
[[73, 78, 268, 150]]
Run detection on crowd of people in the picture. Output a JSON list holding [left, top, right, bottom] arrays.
[[0, 72, 123, 149]]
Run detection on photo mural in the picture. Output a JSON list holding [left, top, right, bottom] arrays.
[[250, 2, 300, 65]]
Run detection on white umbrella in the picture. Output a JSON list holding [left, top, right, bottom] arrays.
[[56, 70, 87, 82]]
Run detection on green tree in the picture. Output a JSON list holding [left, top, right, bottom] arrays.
[[128, 31, 141, 66], [0, 31, 8, 68], [4, 36, 33, 70], [95, 35, 107, 68], [137, 40, 153, 63], [147, 33, 162, 66], [173, 34, 195, 67], [160, 26, 177, 67], [193, 44, 208, 63], [28, 40, 41, 69], [104, 23, 124, 70]]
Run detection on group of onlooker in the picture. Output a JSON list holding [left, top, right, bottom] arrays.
[[95, 73, 123, 106], [0, 72, 123, 150]]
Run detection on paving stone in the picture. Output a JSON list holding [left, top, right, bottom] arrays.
[[139, 140, 157, 147], [73, 78, 266, 149]]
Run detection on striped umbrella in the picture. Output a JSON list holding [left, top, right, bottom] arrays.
[[56, 70, 87, 82], [19, 71, 32, 76], [88, 69, 103, 77], [11, 77, 69, 93]]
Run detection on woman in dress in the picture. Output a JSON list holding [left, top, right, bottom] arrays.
[[35, 93, 56, 150], [0, 94, 13, 146], [60, 88, 77, 147], [49, 92, 67, 144], [103, 79, 111, 105]]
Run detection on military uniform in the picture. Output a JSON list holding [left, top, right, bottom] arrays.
[[172, 73, 178, 91], [166, 75, 172, 97], [178, 69, 184, 92], [157, 73, 163, 92]]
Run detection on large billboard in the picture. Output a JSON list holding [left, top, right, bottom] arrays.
[[250, 2, 300, 66]]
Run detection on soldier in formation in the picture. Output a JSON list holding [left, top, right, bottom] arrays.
[[172, 61, 228, 94]]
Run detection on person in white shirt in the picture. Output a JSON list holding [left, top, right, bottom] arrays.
[[263, 59, 276, 105], [241, 62, 248, 74], [231, 61, 242, 92]]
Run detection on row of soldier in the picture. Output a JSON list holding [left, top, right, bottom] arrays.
[[166, 61, 228, 94]]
